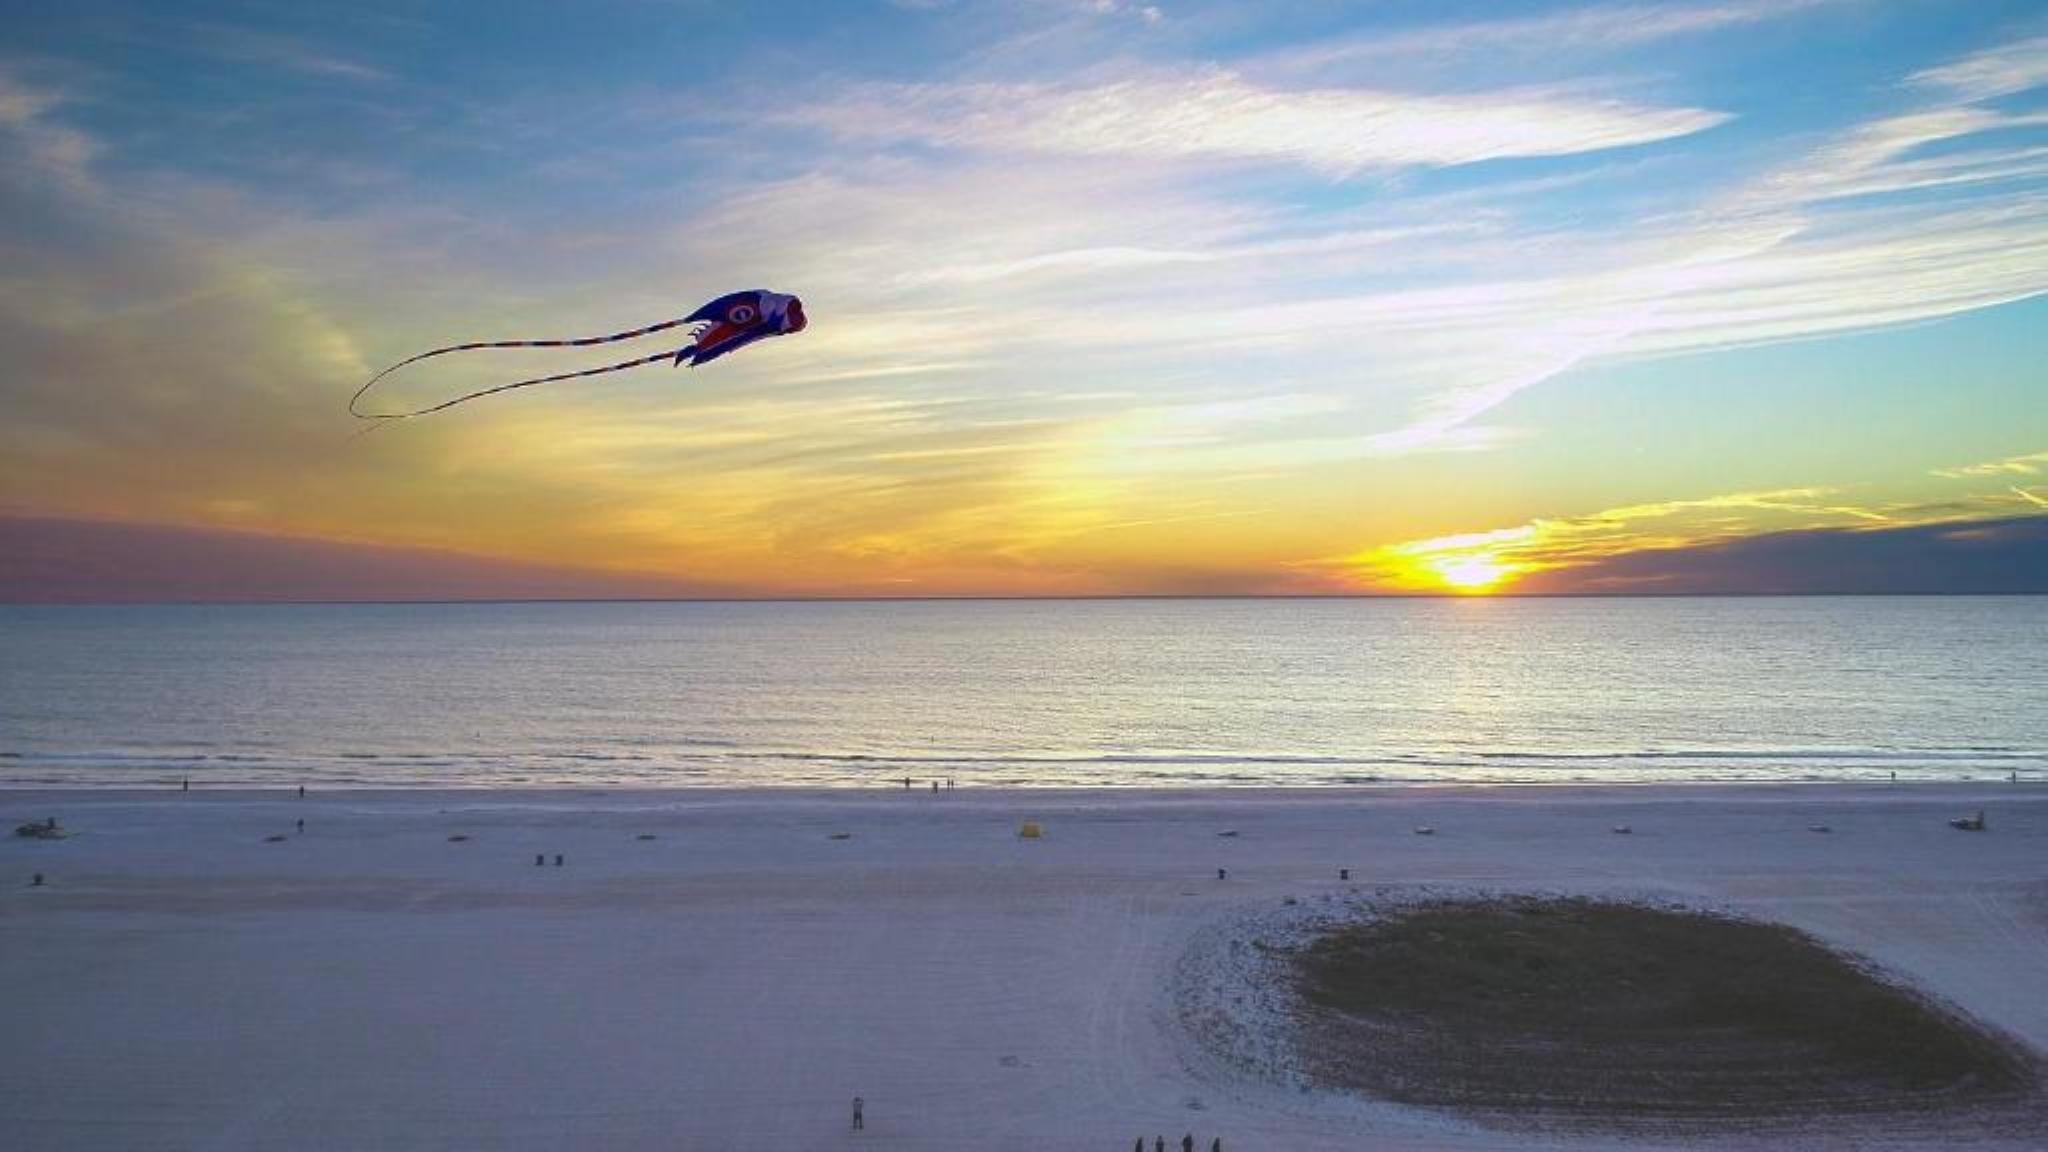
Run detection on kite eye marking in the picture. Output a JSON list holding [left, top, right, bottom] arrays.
[[728, 303, 759, 325]]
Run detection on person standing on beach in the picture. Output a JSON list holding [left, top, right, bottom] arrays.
[[1154, 1136, 1164, 1152], [1134, 1138, 1144, 1152], [1182, 1134, 1194, 1152], [851, 1096, 863, 1131]]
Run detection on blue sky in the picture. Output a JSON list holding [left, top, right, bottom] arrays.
[[2, 1, 2045, 596]]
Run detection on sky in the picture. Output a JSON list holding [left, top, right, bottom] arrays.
[[1, 0, 2045, 599]]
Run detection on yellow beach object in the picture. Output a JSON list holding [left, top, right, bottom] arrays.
[[1018, 821, 1043, 839]]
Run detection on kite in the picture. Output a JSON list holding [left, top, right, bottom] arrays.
[[350, 289, 807, 421]]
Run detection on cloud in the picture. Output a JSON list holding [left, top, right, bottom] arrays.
[[1338, 487, 1881, 591], [1933, 449, 2048, 479], [1083, 0, 1164, 25], [1910, 34, 2048, 102], [1508, 515, 2048, 594], [1268, 0, 1843, 76], [1343, 33, 2048, 449], [0, 67, 97, 192], [733, 31, 2040, 466], [783, 69, 1729, 177], [191, 26, 391, 83], [1337, 482, 2045, 594]]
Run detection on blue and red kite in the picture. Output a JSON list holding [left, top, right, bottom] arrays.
[[351, 290, 807, 421]]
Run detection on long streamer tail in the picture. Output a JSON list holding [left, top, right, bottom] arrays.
[[353, 349, 681, 420], [350, 316, 695, 420]]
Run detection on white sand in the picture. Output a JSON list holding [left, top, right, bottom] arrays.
[[3, 784, 2043, 1151]]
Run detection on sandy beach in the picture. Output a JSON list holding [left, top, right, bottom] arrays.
[[4, 784, 2044, 1151]]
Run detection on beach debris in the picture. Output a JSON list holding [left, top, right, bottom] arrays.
[[999, 1054, 1021, 1068], [1283, 896, 1298, 906], [1216, 830, 1239, 837], [1018, 821, 1043, 839], [1413, 826, 1436, 836], [829, 832, 853, 840], [353, 290, 808, 422], [1949, 810, 1986, 832], [264, 834, 288, 842], [1809, 824, 1832, 833], [31, 873, 44, 887], [1340, 868, 1351, 881], [1218, 868, 1229, 880], [15, 818, 65, 840], [1612, 825, 1633, 835], [447, 834, 470, 842]]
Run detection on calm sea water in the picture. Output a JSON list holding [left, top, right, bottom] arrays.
[[1, 598, 2042, 788]]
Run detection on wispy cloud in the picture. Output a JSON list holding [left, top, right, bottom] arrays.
[[0, 67, 97, 192], [1082, 0, 1164, 26], [784, 70, 1729, 177], [1910, 34, 2048, 102], [1268, 0, 1844, 76], [1933, 449, 2048, 479], [190, 25, 390, 83], [1344, 33, 2048, 449]]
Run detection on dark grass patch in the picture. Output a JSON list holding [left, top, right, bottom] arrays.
[[1292, 897, 2040, 1131]]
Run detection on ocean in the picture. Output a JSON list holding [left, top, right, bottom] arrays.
[[1, 597, 2042, 788]]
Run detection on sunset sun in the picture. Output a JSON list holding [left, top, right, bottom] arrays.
[[1432, 556, 1512, 593]]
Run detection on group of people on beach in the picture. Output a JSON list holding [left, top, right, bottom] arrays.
[[850, 1099, 1219, 1151], [1138, 1136, 1220, 1152]]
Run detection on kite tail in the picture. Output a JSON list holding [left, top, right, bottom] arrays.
[[353, 349, 680, 421], [350, 314, 695, 419]]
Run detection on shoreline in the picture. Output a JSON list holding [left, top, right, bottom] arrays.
[[5, 779, 2042, 813]]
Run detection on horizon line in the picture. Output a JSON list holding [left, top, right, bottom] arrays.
[[5, 591, 2045, 608]]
